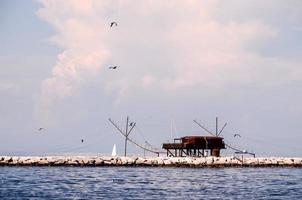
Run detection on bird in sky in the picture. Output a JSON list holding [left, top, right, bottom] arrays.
[[38, 128, 44, 131], [109, 66, 119, 70], [110, 22, 117, 27], [233, 134, 241, 138], [81, 139, 84, 143]]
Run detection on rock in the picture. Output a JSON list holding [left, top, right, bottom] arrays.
[[66, 159, 78, 165], [135, 157, 145, 165], [80, 157, 90, 165], [1, 155, 302, 167], [213, 158, 225, 165], [192, 159, 201, 166], [110, 158, 117, 165], [127, 157, 135, 165], [144, 159, 153, 165], [94, 158, 104, 165], [103, 160, 112, 165], [121, 157, 128, 165], [163, 158, 172, 166], [170, 157, 181, 165], [184, 157, 195, 165], [294, 158, 302, 165], [205, 157, 214, 165], [284, 158, 295, 165], [39, 159, 49, 165], [155, 157, 164, 166], [245, 158, 257, 165], [7, 157, 13, 163], [196, 158, 207, 165]]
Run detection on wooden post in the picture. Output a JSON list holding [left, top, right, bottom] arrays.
[[124, 116, 129, 157]]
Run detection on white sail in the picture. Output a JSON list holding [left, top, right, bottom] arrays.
[[111, 144, 117, 157]]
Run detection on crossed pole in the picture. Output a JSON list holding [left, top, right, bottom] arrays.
[[109, 116, 136, 157]]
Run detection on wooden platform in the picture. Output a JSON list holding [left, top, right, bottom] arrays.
[[162, 136, 225, 157]]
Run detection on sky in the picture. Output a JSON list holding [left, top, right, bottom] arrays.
[[1, 0, 302, 157]]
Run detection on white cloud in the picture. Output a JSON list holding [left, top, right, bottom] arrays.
[[36, 0, 302, 112], [163, 19, 279, 89], [36, 0, 111, 115]]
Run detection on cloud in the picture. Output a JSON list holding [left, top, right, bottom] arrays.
[[36, 0, 111, 117], [35, 0, 302, 114], [163, 19, 278, 90]]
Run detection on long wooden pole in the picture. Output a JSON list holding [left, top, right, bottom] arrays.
[[109, 118, 162, 155], [124, 116, 129, 157], [193, 120, 215, 136], [218, 123, 227, 136]]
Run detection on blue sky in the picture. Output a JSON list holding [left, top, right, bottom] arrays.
[[1, 0, 302, 156]]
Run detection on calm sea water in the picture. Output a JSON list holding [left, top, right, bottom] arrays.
[[0, 167, 301, 199]]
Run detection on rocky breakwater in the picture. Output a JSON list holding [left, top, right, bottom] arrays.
[[0, 156, 302, 167]]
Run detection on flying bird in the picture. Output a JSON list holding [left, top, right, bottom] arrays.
[[81, 139, 84, 143], [110, 22, 117, 27], [233, 134, 241, 138], [109, 66, 119, 70], [38, 128, 45, 131]]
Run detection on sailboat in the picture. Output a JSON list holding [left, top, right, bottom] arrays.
[[111, 144, 117, 157]]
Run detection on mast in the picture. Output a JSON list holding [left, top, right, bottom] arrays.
[[170, 118, 173, 142], [216, 117, 218, 136]]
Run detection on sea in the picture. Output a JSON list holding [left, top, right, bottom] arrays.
[[0, 167, 301, 199]]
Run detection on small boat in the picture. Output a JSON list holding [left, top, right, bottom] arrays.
[[111, 144, 117, 157]]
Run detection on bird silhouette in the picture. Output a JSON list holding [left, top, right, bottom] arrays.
[[110, 22, 117, 27], [38, 128, 44, 131], [129, 122, 134, 127], [233, 134, 241, 138], [109, 66, 119, 70], [81, 139, 84, 143]]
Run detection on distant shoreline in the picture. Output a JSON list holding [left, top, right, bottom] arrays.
[[1, 156, 302, 167]]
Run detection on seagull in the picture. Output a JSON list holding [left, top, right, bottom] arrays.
[[81, 139, 84, 143], [110, 22, 117, 27], [234, 134, 241, 138], [109, 66, 119, 70]]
